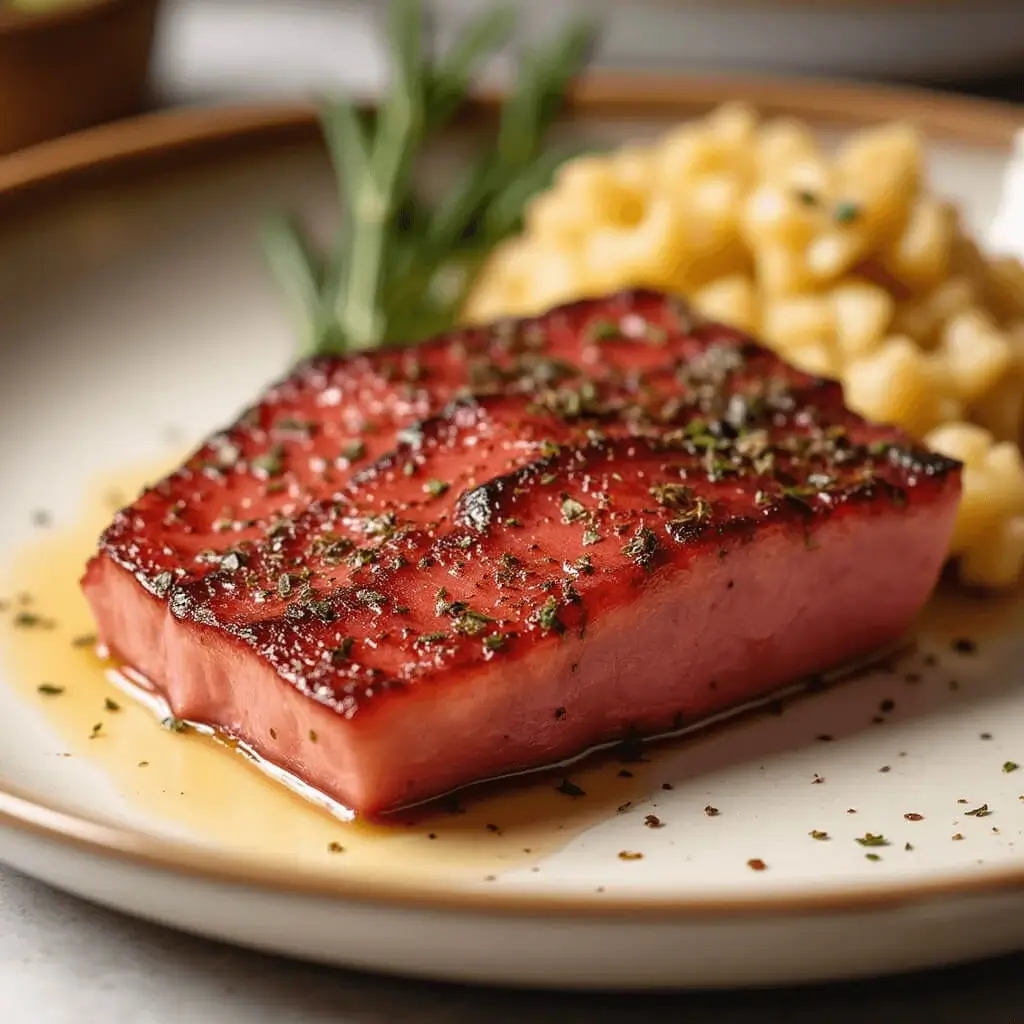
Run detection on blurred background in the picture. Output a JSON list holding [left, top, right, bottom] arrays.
[[1, 0, 1021, 157]]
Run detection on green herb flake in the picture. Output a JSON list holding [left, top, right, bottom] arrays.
[[251, 445, 285, 478], [567, 554, 593, 576], [482, 632, 509, 653], [423, 478, 449, 499], [1002, 761, 1019, 773], [355, 588, 387, 611], [561, 496, 586, 523], [585, 319, 622, 343], [104, 698, 121, 713], [855, 833, 889, 847], [533, 596, 565, 635], [808, 830, 829, 841], [161, 717, 190, 734], [834, 201, 861, 225], [582, 528, 603, 546], [451, 608, 493, 636], [36, 684, 64, 697], [665, 497, 713, 542], [965, 804, 991, 817], [621, 524, 659, 570], [416, 632, 449, 646], [649, 483, 693, 510], [331, 637, 355, 662], [865, 853, 882, 862], [342, 440, 367, 463]]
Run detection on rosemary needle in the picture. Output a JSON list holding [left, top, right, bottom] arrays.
[[263, 0, 595, 358]]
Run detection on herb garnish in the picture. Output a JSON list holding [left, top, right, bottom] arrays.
[[416, 632, 449, 646], [533, 596, 565, 635], [585, 319, 622, 343], [36, 684, 64, 696], [356, 588, 387, 611], [251, 445, 285, 478], [649, 483, 693, 510], [262, 0, 594, 356], [833, 201, 861, 225], [332, 638, 355, 662], [621, 524, 659, 571], [855, 833, 889, 847], [560, 496, 587, 523], [13, 610, 51, 629]]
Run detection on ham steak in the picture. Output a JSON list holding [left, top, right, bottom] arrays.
[[82, 290, 961, 816]]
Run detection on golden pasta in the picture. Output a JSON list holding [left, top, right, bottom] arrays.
[[464, 104, 1024, 587]]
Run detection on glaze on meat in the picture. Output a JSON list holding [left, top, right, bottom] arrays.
[[83, 290, 961, 815]]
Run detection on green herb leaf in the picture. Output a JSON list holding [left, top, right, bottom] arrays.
[[855, 833, 889, 847], [263, 0, 594, 357], [622, 525, 659, 571]]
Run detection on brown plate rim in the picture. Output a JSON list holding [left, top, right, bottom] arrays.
[[0, 0, 141, 36], [1, 72, 1022, 921]]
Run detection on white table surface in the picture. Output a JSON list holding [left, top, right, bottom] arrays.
[[2, 2, 1023, 1019]]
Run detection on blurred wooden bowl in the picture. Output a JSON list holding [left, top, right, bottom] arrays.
[[0, 0, 159, 157]]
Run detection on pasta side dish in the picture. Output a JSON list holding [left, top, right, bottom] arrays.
[[463, 104, 1024, 588]]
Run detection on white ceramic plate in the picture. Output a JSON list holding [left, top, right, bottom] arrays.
[[0, 79, 1023, 991]]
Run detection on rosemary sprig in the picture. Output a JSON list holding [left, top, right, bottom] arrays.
[[263, 0, 595, 358]]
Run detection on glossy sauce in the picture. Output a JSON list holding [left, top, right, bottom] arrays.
[[5, 459, 999, 880], [0, 458, 681, 878]]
